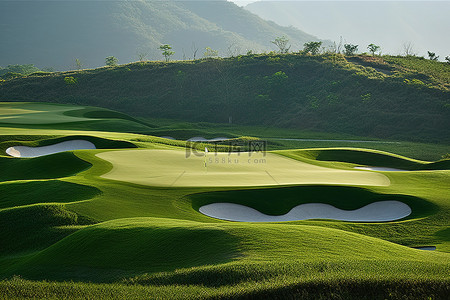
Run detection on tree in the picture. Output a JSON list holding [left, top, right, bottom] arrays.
[[445, 56, 450, 64], [367, 44, 380, 56], [105, 56, 118, 67], [427, 51, 439, 61], [137, 51, 148, 62], [160, 44, 174, 62], [344, 44, 358, 56], [204, 47, 219, 58], [271, 36, 291, 54], [75, 58, 83, 70], [336, 36, 343, 54], [0, 64, 39, 76], [402, 42, 415, 56], [303, 41, 322, 55], [191, 42, 198, 60]]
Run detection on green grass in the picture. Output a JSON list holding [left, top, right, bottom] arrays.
[[189, 185, 436, 218], [0, 101, 449, 298], [95, 149, 390, 187], [0, 204, 94, 256], [1, 275, 449, 300], [3, 218, 449, 282], [0, 180, 100, 210], [1, 54, 449, 142], [0, 102, 155, 133], [0, 152, 92, 182], [276, 147, 450, 170]]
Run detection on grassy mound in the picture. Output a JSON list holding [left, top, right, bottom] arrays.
[[4, 217, 449, 284], [0, 180, 100, 210], [277, 148, 450, 170], [0, 102, 154, 133], [0, 275, 449, 300], [1, 55, 449, 142], [0, 152, 92, 182], [0, 204, 95, 255], [189, 185, 436, 219], [63, 106, 156, 128], [5, 218, 240, 282]]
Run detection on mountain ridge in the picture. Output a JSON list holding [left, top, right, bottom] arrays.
[[0, 0, 323, 70]]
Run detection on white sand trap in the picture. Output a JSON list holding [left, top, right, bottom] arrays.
[[199, 201, 411, 222], [187, 137, 229, 142], [6, 140, 96, 158], [188, 137, 209, 142], [355, 166, 408, 172], [412, 246, 436, 251], [208, 137, 229, 142]]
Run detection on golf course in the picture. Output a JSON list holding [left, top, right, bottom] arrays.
[[0, 101, 448, 299]]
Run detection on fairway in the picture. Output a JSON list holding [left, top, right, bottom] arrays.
[[96, 149, 390, 187], [0, 102, 93, 124], [0, 102, 448, 299]]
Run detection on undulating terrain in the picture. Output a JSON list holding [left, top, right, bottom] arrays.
[[0, 102, 448, 299], [1, 54, 449, 143]]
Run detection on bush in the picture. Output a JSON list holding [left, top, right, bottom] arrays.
[[64, 76, 78, 85], [105, 56, 118, 67]]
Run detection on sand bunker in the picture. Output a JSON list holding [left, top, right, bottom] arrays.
[[355, 166, 407, 172], [187, 137, 229, 142], [412, 246, 436, 251], [199, 201, 411, 222], [6, 140, 96, 158]]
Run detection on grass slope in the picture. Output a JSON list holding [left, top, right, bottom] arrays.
[[1, 55, 449, 142], [0, 102, 155, 133], [0, 102, 449, 298], [0, 152, 92, 182], [276, 147, 450, 170], [4, 218, 449, 283]]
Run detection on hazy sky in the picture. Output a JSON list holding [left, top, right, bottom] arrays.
[[231, 0, 450, 59]]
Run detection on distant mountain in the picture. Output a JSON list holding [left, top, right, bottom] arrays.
[[0, 0, 322, 70], [245, 1, 450, 60]]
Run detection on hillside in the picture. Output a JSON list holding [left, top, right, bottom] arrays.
[[1, 54, 449, 143], [0, 0, 321, 70]]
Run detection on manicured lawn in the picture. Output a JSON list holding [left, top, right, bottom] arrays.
[[0, 102, 448, 299], [96, 149, 389, 187]]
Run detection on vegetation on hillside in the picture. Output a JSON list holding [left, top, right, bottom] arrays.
[[1, 54, 448, 143]]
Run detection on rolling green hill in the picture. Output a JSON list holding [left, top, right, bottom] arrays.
[[0, 102, 449, 299], [1, 54, 449, 143], [0, 0, 321, 70]]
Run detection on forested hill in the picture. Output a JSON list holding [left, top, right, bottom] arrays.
[[0, 54, 449, 143], [0, 0, 320, 70]]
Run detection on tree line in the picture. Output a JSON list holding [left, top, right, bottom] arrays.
[[1, 37, 449, 77]]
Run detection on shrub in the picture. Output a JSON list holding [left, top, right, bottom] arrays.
[[105, 56, 118, 67], [64, 76, 78, 85]]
